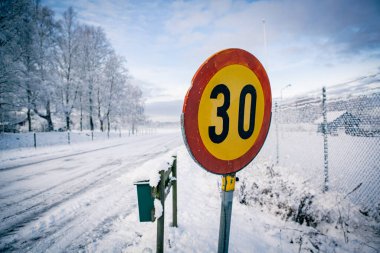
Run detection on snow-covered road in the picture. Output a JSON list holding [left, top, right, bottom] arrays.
[[1, 131, 378, 252], [0, 132, 182, 252]]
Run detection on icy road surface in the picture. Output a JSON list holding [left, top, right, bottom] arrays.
[[0, 132, 181, 252]]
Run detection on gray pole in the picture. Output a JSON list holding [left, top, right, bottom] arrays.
[[218, 174, 236, 253], [275, 102, 279, 165], [322, 87, 329, 192], [218, 191, 234, 253]]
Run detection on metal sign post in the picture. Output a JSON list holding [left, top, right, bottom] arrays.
[[218, 174, 236, 253], [182, 48, 272, 252]]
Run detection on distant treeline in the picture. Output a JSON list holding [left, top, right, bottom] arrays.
[[0, 0, 144, 133]]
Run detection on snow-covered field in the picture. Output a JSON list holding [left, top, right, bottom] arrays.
[[0, 130, 379, 252], [259, 125, 380, 212], [0, 129, 157, 150]]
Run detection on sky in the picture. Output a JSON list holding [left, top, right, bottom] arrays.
[[45, 0, 380, 122]]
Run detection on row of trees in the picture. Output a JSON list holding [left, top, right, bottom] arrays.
[[0, 0, 144, 133]]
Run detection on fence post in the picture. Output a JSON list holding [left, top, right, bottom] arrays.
[[157, 170, 165, 253], [322, 87, 329, 192], [34, 132, 36, 148], [171, 157, 178, 227], [91, 131, 94, 141], [275, 102, 279, 165], [67, 131, 70, 144]]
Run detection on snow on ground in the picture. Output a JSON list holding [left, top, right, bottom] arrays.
[[0, 130, 379, 252], [258, 125, 380, 212], [0, 128, 161, 151]]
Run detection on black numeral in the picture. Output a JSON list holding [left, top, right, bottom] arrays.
[[208, 84, 257, 143], [208, 84, 230, 143], [238, 85, 256, 139]]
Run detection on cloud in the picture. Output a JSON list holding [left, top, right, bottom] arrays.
[[164, 0, 380, 63], [46, 0, 380, 117], [145, 99, 183, 122]]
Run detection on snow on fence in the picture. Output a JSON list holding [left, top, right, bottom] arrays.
[[257, 79, 380, 214]]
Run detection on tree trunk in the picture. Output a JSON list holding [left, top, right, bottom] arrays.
[[79, 94, 83, 131], [66, 114, 70, 131], [97, 87, 103, 131], [27, 87, 32, 131], [89, 82, 94, 131], [90, 115, 94, 131], [100, 119, 103, 132], [46, 100, 54, 131], [27, 108, 32, 132], [107, 112, 110, 134]]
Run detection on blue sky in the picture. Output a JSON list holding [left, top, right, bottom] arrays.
[[45, 0, 380, 122]]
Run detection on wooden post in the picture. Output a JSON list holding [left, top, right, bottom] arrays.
[[157, 170, 165, 253], [67, 131, 70, 144], [172, 157, 178, 227], [33, 132, 36, 148]]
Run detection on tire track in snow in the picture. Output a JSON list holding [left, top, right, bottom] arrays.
[[0, 133, 181, 252], [0, 143, 129, 171], [0, 152, 155, 241], [0, 159, 122, 211], [0, 134, 176, 205]]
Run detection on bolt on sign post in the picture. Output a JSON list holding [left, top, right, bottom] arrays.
[[182, 48, 272, 253]]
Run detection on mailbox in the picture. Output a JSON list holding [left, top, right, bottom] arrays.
[[134, 180, 155, 222]]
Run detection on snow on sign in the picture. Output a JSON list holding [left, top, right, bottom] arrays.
[[182, 48, 272, 175]]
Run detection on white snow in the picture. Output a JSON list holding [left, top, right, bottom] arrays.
[[314, 111, 347, 124], [154, 199, 163, 220], [0, 129, 378, 252]]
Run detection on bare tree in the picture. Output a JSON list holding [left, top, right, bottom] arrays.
[[0, 3, 145, 132], [0, 0, 32, 131], [33, 3, 57, 131], [55, 7, 80, 131], [125, 84, 145, 134], [96, 52, 128, 132], [78, 25, 110, 131]]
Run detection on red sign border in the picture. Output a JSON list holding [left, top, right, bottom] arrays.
[[182, 48, 272, 175]]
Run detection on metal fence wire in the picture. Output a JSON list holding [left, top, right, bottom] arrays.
[[257, 76, 380, 215]]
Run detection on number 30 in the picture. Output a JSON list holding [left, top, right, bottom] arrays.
[[208, 84, 257, 143]]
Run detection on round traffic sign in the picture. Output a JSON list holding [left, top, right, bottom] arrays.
[[182, 48, 272, 175]]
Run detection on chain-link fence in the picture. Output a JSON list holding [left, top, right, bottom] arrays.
[[257, 76, 380, 214]]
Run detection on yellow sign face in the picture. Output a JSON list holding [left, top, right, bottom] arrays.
[[198, 64, 265, 160]]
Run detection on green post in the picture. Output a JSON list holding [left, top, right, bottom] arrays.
[[157, 170, 165, 253], [135, 181, 155, 222], [171, 157, 178, 227]]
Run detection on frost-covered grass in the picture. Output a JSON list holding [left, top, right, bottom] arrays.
[[258, 125, 380, 213], [238, 160, 380, 252]]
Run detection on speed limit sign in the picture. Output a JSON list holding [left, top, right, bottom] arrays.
[[182, 48, 272, 175]]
